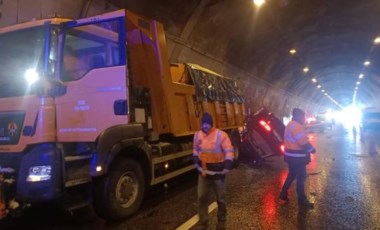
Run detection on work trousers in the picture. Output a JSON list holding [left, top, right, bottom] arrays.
[[198, 175, 226, 226], [280, 160, 308, 203]]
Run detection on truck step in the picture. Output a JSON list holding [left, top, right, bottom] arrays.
[[65, 154, 92, 162], [261, 153, 275, 159], [65, 201, 90, 211], [65, 178, 91, 187]]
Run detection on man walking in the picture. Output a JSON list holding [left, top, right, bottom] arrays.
[[279, 108, 316, 208], [193, 112, 234, 230]]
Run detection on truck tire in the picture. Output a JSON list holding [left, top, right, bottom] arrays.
[[93, 158, 145, 221]]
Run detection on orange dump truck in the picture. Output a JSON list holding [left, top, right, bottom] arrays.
[[0, 9, 245, 220]]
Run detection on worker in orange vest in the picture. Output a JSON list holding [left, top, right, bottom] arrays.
[[193, 112, 234, 230], [279, 108, 316, 208]]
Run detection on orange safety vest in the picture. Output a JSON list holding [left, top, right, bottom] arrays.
[[193, 128, 234, 176], [284, 120, 309, 157]]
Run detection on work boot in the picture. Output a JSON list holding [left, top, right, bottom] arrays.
[[216, 221, 226, 230], [278, 195, 289, 205], [298, 200, 314, 209], [195, 222, 208, 230]]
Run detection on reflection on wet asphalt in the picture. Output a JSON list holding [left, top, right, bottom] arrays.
[[2, 123, 380, 229]]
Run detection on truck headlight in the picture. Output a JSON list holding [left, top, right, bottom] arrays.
[[24, 68, 40, 84], [27, 165, 51, 182]]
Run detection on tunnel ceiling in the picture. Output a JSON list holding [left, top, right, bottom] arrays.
[[109, 0, 380, 108]]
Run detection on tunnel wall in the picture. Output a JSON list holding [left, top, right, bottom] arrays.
[[0, 0, 326, 119], [166, 36, 326, 118]]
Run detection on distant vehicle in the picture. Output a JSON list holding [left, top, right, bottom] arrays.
[[304, 114, 328, 133], [360, 107, 380, 141], [239, 107, 285, 165]]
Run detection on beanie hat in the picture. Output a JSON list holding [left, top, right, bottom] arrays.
[[201, 112, 213, 126], [292, 108, 305, 118]]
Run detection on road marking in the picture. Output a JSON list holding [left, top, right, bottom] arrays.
[[176, 201, 217, 230]]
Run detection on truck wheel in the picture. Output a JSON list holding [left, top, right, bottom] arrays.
[[93, 158, 145, 221]]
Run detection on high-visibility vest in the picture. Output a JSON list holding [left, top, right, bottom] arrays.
[[193, 128, 234, 176], [283, 120, 310, 158]]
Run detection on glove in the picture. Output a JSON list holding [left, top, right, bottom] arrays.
[[309, 147, 316, 154], [193, 156, 200, 166], [221, 169, 230, 175]]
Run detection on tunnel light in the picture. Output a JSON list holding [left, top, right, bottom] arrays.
[[321, 89, 325, 93], [355, 86, 358, 90], [289, 49, 297, 55], [359, 74, 364, 79], [374, 37, 380, 44], [312, 78, 317, 83], [317, 85, 321, 88], [364, 61, 370, 66], [325, 93, 328, 96], [356, 81, 360, 85], [303, 67, 309, 73], [253, 0, 265, 7]]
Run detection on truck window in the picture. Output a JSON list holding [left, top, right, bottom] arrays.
[[61, 20, 120, 81], [0, 26, 46, 97]]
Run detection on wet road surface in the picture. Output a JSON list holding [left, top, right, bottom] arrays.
[[2, 123, 380, 229]]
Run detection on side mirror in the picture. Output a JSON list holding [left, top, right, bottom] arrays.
[[33, 79, 67, 97], [47, 80, 67, 96]]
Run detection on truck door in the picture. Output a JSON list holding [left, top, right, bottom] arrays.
[[55, 10, 128, 142]]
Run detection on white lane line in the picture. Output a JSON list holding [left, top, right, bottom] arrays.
[[176, 201, 218, 230]]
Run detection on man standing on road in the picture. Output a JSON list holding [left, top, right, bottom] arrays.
[[279, 108, 316, 208], [193, 112, 234, 230]]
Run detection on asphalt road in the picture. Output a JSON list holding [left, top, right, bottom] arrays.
[[2, 123, 380, 230]]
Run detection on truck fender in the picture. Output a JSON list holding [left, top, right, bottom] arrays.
[[95, 124, 150, 178]]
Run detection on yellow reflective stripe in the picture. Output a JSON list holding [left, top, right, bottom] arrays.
[[225, 152, 234, 160], [293, 132, 306, 140], [223, 148, 234, 153], [284, 152, 307, 157]]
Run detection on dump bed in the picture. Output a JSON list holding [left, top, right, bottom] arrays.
[[124, 11, 244, 136], [169, 63, 245, 136]]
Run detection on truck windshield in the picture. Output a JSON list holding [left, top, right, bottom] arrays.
[[0, 26, 46, 98]]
